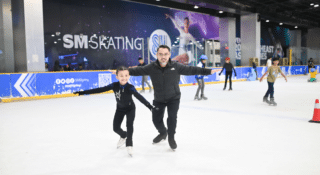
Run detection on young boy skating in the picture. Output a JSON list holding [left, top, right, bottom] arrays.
[[219, 57, 237, 90], [260, 57, 287, 106], [194, 55, 208, 100], [74, 66, 156, 157]]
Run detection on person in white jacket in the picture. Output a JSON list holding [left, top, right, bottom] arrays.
[[267, 58, 272, 68], [165, 14, 202, 65]]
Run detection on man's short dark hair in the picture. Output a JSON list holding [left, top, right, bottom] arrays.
[[157, 45, 170, 52], [116, 66, 129, 75], [138, 57, 143, 60]]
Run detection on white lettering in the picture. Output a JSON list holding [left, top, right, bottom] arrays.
[[74, 35, 88, 49], [63, 34, 74, 49]]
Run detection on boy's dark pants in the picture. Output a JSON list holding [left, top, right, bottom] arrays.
[[264, 81, 274, 98], [152, 99, 180, 139], [113, 106, 135, 146], [224, 71, 233, 89]]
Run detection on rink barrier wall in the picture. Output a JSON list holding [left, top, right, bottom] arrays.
[[0, 65, 319, 103]]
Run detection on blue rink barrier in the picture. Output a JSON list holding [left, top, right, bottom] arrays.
[[0, 65, 319, 98]]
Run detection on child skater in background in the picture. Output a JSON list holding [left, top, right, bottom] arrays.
[[260, 57, 287, 106], [219, 57, 237, 91], [194, 55, 208, 100], [73, 66, 156, 157]]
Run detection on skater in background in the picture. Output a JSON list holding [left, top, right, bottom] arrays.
[[260, 57, 287, 106], [194, 55, 208, 100], [308, 58, 314, 73], [128, 45, 221, 150], [73, 66, 156, 157], [219, 57, 237, 91], [252, 61, 258, 80], [267, 58, 272, 68], [137, 58, 152, 93]]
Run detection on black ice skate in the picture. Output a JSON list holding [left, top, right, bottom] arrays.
[[263, 96, 270, 104], [168, 138, 177, 151], [200, 94, 208, 100], [153, 132, 167, 144], [269, 98, 277, 106], [194, 95, 201, 100], [223, 87, 226, 90]]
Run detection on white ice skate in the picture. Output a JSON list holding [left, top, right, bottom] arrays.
[[117, 137, 126, 149], [127, 146, 133, 157]]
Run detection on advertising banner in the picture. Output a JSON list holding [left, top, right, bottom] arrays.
[[43, 0, 220, 70]]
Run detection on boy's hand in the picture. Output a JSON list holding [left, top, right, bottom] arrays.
[[108, 69, 116, 74], [211, 69, 222, 74], [147, 104, 159, 112]]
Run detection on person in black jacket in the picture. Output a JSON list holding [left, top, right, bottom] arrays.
[[73, 66, 155, 157], [219, 57, 237, 91], [137, 58, 152, 93], [128, 45, 221, 150]]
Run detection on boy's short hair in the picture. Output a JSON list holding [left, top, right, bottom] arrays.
[[138, 57, 143, 60], [157, 45, 171, 52], [116, 66, 129, 75]]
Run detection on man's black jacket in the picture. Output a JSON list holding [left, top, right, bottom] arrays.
[[129, 59, 212, 103]]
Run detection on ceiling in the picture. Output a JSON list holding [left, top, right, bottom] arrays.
[[126, 0, 320, 28]]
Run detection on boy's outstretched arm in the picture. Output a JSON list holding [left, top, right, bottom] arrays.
[[281, 72, 288, 82], [130, 86, 157, 111], [260, 72, 268, 82], [74, 83, 113, 96]]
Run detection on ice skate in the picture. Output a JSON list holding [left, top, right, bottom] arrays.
[[117, 137, 126, 148], [200, 94, 208, 100], [140, 90, 145, 93], [263, 96, 270, 104], [228, 88, 232, 91], [269, 98, 277, 106], [223, 87, 226, 91], [194, 95, 201, 100], [153, 132, 167, 144], [127, 146, 133, 157], [168, 138, 177, 151]]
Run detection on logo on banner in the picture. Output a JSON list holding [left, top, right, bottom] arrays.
[[99, 74, 112, 87], [14, 73, 36, 97], [55, 78, 75, 84], [149, 29, 171, 59]]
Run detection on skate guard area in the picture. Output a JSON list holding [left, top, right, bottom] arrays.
[[0, 65, 319, 103]]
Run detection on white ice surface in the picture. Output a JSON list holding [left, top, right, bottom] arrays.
[[1, 75, 320, 175]]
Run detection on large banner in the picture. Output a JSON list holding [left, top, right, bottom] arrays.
[[261, 25, 291, 63], [43, 0, 220, 70]]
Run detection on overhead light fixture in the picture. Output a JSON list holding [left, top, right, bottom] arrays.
[[194, 5, 199, 9], [279, 23, 283, 25], [314, 4, 319, 7], [310, 3, 314, 6], [219, 11, 223, 13], [266, 20, 269, 22], [156, 0, 160, 1], [51, 34, 55, 37], [295, 26, 298, 28]]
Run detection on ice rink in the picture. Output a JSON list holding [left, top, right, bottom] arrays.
[[1, 75, 320, 175]]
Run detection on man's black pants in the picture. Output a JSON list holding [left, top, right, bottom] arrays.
[[152, 99, 180, 138]]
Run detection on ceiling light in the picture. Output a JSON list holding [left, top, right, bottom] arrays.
[[295, 26, 298, 28], [219, 11, 223, 13], [266, 20, 269, 22], [314, 4, 319, 7], [279, 23, 283, 25], [310, 3, 314, 6], [194, 5, 199, 9], [156, 0, 160, 1]]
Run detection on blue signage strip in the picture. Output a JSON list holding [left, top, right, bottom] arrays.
[[1, 66, 319, 98], [0, 74, 11, 97]]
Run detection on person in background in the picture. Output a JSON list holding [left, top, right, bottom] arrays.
[[137, 58, 152, 93], [194, 55, 208, 100], [308, 58, 314, 73], [252, 61, 258, 80], [77, 63, 83, 71], [45, 63, 49, 72], [64, 63, 72, 71], [260, 57, 287, 106], [219, 57, 237, 91], [267, 58, 272, 68], [53, 60, 61, 71]]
